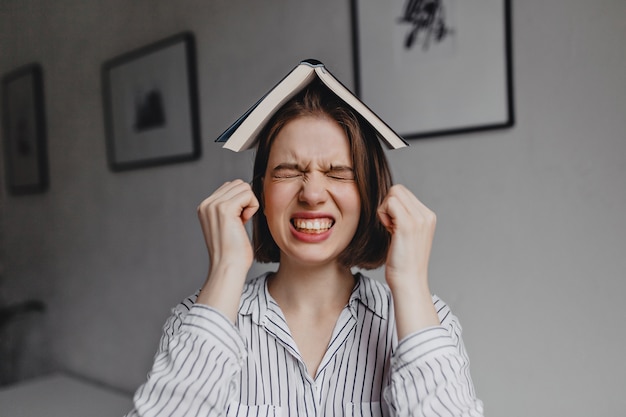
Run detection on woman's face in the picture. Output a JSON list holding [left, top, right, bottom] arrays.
[[262, 116, 361, 268]]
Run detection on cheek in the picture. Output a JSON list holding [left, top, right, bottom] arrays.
[[336, 185, 362, 221], [263, 183, 293, 216]]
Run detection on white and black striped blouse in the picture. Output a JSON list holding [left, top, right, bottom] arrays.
[[127, 273, 484, 417]]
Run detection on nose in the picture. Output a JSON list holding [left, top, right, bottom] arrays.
[[299, 173, 328, 206]]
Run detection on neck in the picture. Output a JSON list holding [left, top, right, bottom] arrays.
[[268, 260, 355, 313]]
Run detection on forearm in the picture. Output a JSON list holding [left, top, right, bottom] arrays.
[[195, 179, 258, 323], [126, 305, 246, 417], [197, 263, 249, 323], [385, 300, 484, 417], [388, 274, 440, 340]]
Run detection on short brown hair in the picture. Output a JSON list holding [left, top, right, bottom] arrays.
[[252, 79, 392, 269]]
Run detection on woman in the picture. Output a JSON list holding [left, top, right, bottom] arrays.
[[127, 79, 484, 416]]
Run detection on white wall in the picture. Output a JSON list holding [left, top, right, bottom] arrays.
[[1, 1, 625, 415]]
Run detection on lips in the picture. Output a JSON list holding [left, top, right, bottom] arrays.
[[291, 217, 334, 234]]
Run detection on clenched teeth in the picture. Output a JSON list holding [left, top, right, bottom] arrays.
[[292, 218, 334, 233]]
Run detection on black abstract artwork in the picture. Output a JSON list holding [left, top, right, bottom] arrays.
[[397, 0, 453, 50], [134, 88, 166, 132]]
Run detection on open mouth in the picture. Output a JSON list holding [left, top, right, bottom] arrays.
[[291, 218, 334, 234]]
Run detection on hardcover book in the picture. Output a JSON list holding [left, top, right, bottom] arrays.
[[216, 59, 408, 152]]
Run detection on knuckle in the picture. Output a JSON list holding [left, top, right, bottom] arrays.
[[197, 199, 210, 213]]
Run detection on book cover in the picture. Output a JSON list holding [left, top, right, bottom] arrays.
[[216, 59, 408, 152]]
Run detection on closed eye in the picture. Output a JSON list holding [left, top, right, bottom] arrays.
[[327, 166, 354, 181], [272, 165, 303, 179]]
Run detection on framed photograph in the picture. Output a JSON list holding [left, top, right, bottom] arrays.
[[352, 0, 514, 139], [1, 63, 49, 195], [102, 32, 201, 171]]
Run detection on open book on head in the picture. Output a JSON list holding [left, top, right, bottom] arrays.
[[215, 59, 409, 152]]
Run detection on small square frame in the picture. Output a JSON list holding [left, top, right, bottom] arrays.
[[2, 63, 49, 195], [102, 32, 201, 171]]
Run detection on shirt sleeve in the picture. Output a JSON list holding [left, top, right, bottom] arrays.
[[125, 300, 247, 417], [384, 296, 485, 417]]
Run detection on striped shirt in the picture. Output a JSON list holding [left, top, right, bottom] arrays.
[[127, 273, 484, 417]]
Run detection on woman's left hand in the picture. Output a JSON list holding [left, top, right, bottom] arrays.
[[377, 184, 440, 336], [377, 184, 436, 287]]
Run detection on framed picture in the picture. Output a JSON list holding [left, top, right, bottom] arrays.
[[1, 63, 49, 195], [352, 0, 514, 139], [102, 32, 201, 171]]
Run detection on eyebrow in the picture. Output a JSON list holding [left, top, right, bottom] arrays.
[[271, 163, 303, 172], [328, 165, 353, 172], [271, 163, 353, 172]]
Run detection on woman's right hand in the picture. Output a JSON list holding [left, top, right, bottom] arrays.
[[196, 180, 260, 320]]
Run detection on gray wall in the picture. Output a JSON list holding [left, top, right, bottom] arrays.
[[1, 0, 625, 415]]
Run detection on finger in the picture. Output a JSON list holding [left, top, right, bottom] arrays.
[[377, 207, 392, 230], [196, 183, 255, 251], [377, 189, 412, 232], [198, 180, 254, 218], [388, 185, 427, 215], [378, 185, 436, 233], [240, 195, 260, 223], [200, 179, 248, 207]]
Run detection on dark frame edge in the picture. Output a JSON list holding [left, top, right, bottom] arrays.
[[350, 0, 363, 98], [1, 63, 49, 195], [101, 31, 201, 172], [351, 0, 515, 141]]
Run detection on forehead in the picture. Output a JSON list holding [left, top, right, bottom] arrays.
[[268, 116, 351, 164]]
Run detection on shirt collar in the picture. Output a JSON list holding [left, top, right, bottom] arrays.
[[239, 272, 272, 325], [239, 272, 388, 325], [349, 272, 388, 320]]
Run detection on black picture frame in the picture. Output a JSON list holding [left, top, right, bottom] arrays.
[[352, 0, 514, 140], [1, 63, 49, 195], [102, 32, 201, 171]]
